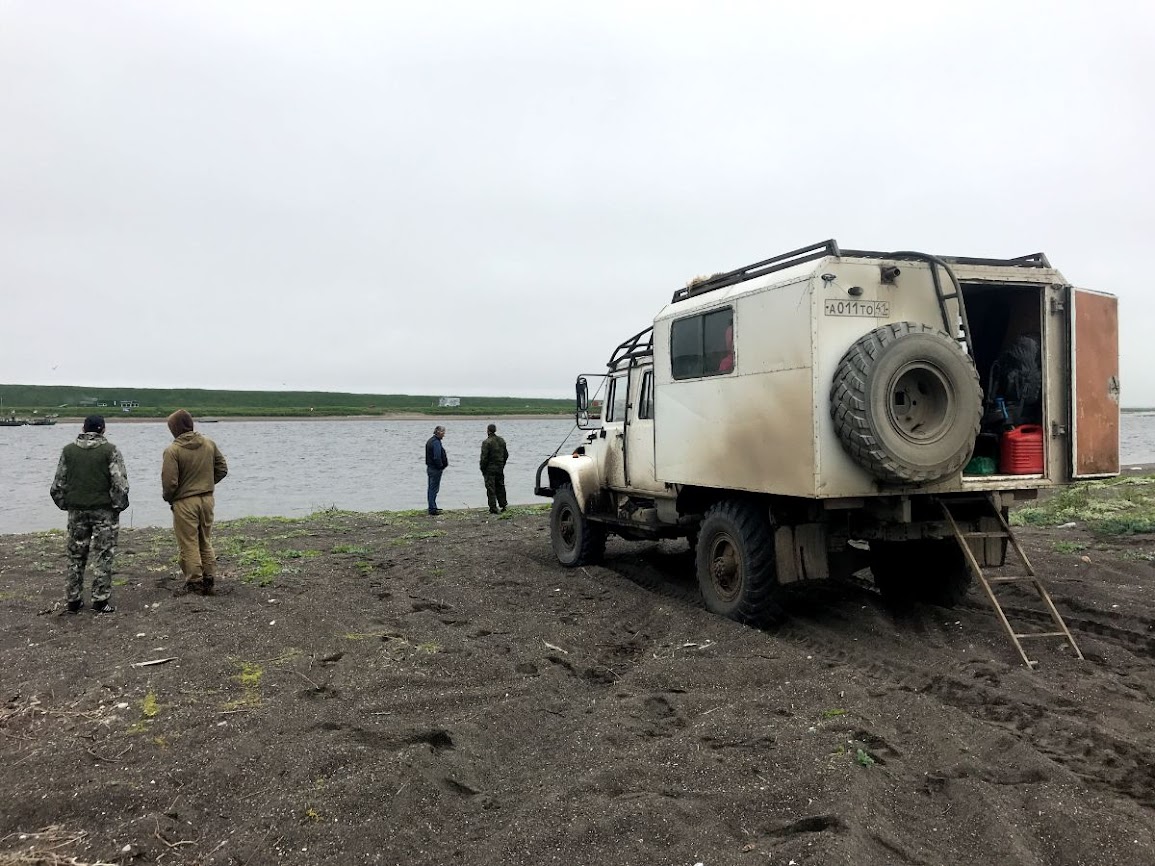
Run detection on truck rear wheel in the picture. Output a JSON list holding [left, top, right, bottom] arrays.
[[550, 484, 606, 567], [869, 539, 972, 607], [830, 322, 981, 484], [695, 500, 780, 624]]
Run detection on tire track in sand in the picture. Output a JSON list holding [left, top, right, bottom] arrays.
[[775, 621, 1155, 809]]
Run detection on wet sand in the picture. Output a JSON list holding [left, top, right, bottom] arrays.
[[2, 506, 1154, 865]]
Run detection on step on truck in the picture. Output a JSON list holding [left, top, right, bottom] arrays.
[[535, 240, 1120, 624]]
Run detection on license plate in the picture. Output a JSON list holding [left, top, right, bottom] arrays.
[[824, 299, 890, 318]]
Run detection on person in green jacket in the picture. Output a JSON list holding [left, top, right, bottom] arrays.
[[49, 415, 130, 613], [479, 423, 509, 514]]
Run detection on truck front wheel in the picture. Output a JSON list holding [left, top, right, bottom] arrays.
[[869, 539, 972, 607], [695, 500, 780, 625], [550, 484, 606, 567]]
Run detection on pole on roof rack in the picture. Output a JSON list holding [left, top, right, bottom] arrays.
[[841, 249, 1052, 270], [670, 239, 841, 304], [607, 327, 654, 371]]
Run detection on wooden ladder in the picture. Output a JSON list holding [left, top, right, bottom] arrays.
[[939, 495, 1084, 669]]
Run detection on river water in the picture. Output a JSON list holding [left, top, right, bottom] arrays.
[[0, 418, 584, 535], [3, 414, 1154, 536]]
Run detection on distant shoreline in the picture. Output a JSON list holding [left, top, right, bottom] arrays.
[[92, 413, 573, 424], [1120, 463, 1155, 475]]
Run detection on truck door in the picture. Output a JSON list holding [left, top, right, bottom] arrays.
[[603, 372, 628, 489], [1070, 287, 1120, 478], [624, 367, 659, 491]]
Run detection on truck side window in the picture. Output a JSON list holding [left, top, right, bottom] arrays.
[[671, 317, 702, 378], [638, 371, 654, 419], [607, 375, 628, 422], [704, 310, 734, 373], [671, 308, 734, 379]]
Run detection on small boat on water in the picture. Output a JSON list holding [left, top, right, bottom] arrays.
[[0, 413, 58, 426]]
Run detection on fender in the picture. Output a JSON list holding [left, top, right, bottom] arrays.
[[537, 454, 602, 512]]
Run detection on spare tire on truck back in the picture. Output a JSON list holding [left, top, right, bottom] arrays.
[[830, 322, 981, 484]]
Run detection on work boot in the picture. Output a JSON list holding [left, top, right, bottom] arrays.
[[202, 577, 216, 596], [182, 579, 204, 596], [489, 507, 500, 514], [92, 600, 116, 614]]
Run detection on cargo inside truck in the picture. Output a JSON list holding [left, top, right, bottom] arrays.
[[959, 280, 1046, 477]]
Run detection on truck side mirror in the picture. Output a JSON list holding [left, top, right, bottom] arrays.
[[576, 377, 591, 427]]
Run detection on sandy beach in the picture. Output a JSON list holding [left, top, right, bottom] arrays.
[[2, 500, 1154, 865]]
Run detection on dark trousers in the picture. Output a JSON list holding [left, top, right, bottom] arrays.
[[483, 470, 507, 511], [427, 466, 444, 512]]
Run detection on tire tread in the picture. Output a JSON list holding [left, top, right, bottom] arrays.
[[551, 484, 606, 567], [695, 500, 781, 625], [829, 322, 981, 484]]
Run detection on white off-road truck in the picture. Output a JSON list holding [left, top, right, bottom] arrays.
[[535, 240, 1120, 624]]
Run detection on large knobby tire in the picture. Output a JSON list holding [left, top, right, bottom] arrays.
[[695, 500, 780, 625], [869, 539, 972, 607], [831, 322, 981, 484], [550, 484, 606, 567]]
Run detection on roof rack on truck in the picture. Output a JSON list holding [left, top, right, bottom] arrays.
[[607, 326, 653, 372], [671, 239, 1053, 304]]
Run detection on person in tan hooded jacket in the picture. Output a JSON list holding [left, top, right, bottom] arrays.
[[162, 409, 228, 594]]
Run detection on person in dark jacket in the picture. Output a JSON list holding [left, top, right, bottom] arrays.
[[479, 423, 509, 514], [49, 415, 130, 613], [424, 426, 448, 515], [162, 409, 228, 594]]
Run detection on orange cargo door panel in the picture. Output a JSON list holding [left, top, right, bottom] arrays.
[[1071, 287, 1120, 478]]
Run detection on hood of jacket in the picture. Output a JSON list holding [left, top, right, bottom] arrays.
[[173, 432, 206, 450], [74, 432, 108, 449]]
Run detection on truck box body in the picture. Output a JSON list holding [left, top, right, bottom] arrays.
[[650, 253, 1118, 500]]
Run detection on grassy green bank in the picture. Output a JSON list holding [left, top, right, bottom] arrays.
[[0, 384, 572, 419], [2, 504, 552, 595], [1011, 474, 1155, 536]]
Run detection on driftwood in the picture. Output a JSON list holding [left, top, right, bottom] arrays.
[[129, 657, 178, 668]]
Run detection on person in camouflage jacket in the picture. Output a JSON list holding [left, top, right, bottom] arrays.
[[49, 415, 130, 613], [479, 423, 509, 514]]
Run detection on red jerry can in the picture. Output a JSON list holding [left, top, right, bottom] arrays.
[[1000, 424, 1044, 475]]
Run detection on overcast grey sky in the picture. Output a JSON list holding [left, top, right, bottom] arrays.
[[2, 1, 1153, 401]]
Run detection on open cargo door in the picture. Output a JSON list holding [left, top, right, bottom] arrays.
[[1070, 287, 1120, 478]]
